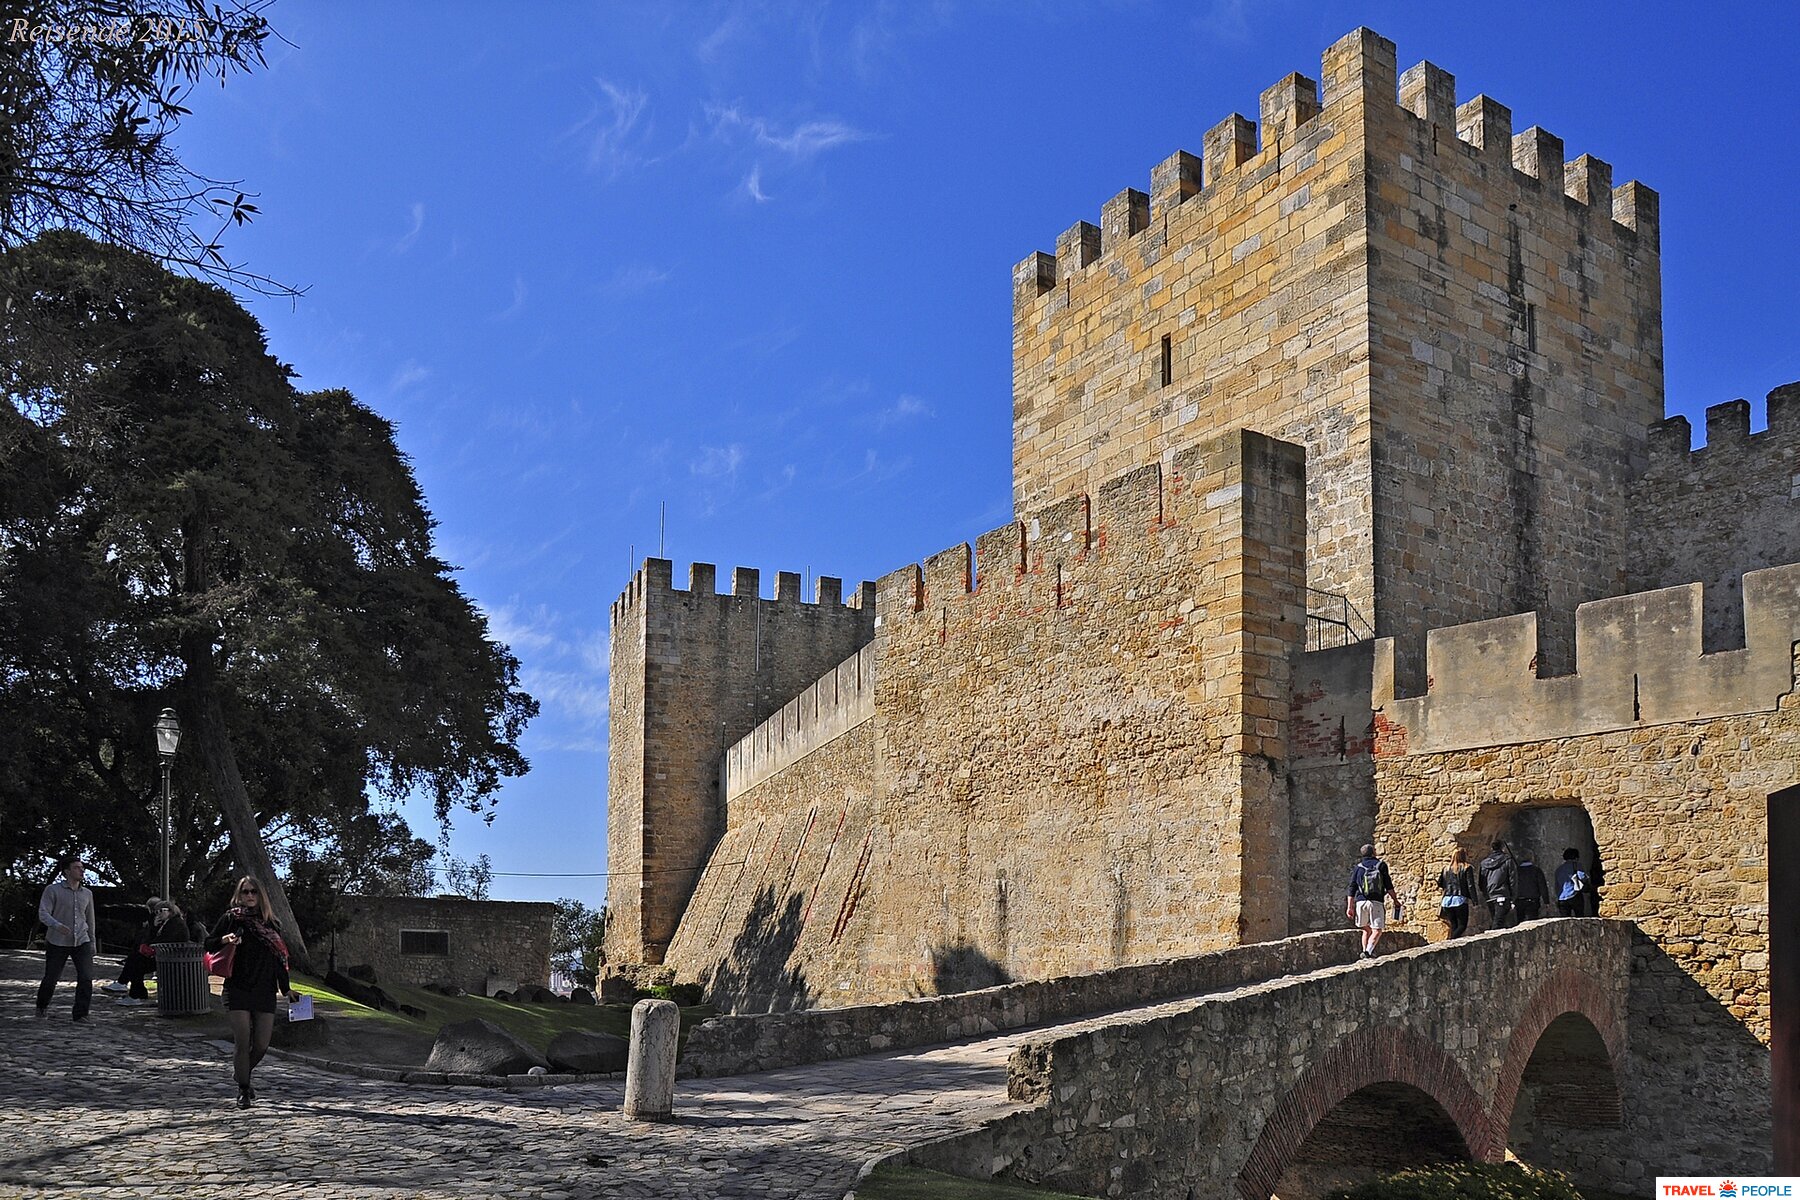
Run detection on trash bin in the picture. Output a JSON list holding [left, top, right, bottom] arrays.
[[152, 941, 211, 1017]]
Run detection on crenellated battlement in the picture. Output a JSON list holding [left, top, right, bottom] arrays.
[[1013, 27, 1656, 311], [876, 436, 1292, 624], [610, 558, 875, 628], [1643, 384, 1800, 464], [719, 644, 876, 802], [1369, 564, 1800, 755]]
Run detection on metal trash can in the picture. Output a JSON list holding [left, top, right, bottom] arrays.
[[152, 941, 211, 1017]]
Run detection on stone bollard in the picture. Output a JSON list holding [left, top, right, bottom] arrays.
[[623, 998, 679, 1121]]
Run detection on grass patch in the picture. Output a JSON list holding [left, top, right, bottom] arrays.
[[282, 974, 714, 1067], [856, 1165, 1097, 1200]]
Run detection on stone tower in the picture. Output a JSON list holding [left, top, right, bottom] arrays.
[[1011, 28, 1663, 672], [604, 561, 874, 965]]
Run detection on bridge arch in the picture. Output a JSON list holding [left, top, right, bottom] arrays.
[[1235, 1026, 1497, 1200], [1494, 968, 1626, 1167]]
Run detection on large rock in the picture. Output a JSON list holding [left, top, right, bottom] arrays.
[[546, 1029, 629, 1074], [424, 1018, 549, 1076], [270, 1013, 331, 1051], [598, 975, 637, 1004], [569, 987, 595, 1006]]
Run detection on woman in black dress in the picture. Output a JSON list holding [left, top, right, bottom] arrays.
[[206, 876, 296, 1107]]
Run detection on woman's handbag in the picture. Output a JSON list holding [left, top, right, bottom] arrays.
[[204, 943, 235, 979]]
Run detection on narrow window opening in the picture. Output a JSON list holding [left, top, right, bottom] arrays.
[[1526, 303, 1538, 352], [1160, 334, 1173, 387], [400, 929, 450, 956]]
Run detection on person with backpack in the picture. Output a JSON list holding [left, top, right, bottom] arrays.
[[1555, 848, 1592, 917], [1514, 849, 1552, 922], [1475, 838, 1520, 930], [1436, 847, 1476, 938], [1345, 843, 1401, 959]]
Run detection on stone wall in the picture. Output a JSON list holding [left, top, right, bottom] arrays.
[[679, 929, 1409, 1078], [1630, 387, 1800, 651], [1011, 33, 1379, 622], [1361, 54, 1662, 676], [1357, 594, 1800, 1177], [1010, 29, 1663, 671], [604, 562, 875, 964], [663, 430, 1309, 1008], [332, 896, 555, 995]]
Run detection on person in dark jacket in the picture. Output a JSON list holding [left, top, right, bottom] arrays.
[[1513, 850, 1552, 922], [206, 876, 296, 1107], [1436, 847, 1476, 938], [104, 899, 189, 1005], [1475, 839, 1520, 929]]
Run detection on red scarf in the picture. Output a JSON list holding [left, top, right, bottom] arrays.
[[228, 906, 290, 968]]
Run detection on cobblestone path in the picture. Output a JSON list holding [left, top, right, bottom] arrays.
[[0, 953, 1032, 1200]]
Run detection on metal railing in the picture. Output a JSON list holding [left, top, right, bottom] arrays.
[[1305, 586, 1376, 651]]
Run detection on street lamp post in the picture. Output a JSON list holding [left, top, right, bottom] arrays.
[[154, 708, 181, 901]]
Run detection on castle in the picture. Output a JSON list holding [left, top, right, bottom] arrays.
[[603, 29, 1794, 1174]]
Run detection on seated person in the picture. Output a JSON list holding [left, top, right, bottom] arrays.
[[103, 899, 190, 1005]]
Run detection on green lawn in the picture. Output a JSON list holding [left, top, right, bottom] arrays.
[[279, 974, 713, 1067], [856, 1166, 1097, 1200]]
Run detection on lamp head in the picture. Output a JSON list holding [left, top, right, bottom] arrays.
[[154, 707, 181, 762]]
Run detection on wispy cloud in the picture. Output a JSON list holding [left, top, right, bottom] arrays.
[[757, 118, 869, 159], [689, 444, 746, 479], [706, 104, 871, 161], [871, 392, 934, 430], [602, 264, 672, 293], [522, 668, 610, 726], [389, 360, 430, 392], [479, 602, 612, 745], [393, 202, 425, 254], [742, 164, 772, 203], [565, 77, 653, 179], [492, 275, 527, 321]]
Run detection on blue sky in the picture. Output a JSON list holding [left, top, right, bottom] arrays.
[[172, 2, 1799, 906]]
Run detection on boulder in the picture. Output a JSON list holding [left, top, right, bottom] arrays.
[[326, 969, 398, 1013], [424, 1018, 549, 1076], [398, 1003, 428, 1018], [270, 1013, 331, 1050], [491, 990, 514, 1002], [346, 963, 378, 984], [569, 987, 595, 1006], [546, 1029, 629, 1074], [483, 977, 518, 999], [597, 975, 637, 1004]]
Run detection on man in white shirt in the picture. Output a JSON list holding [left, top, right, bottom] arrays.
[[37, 854, 97, 1022]]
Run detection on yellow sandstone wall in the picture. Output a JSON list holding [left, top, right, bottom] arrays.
[[665, 430, 1307, 1009]]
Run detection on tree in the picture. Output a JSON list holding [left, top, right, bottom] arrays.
[[551, 898, 608, 987], [0, 231, 538, 966], [437, 852, 493, 901], [0, 0, 290, 293]]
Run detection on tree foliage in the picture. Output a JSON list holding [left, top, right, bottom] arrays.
[[0, 0, 291, 293], [0, 231, 536, 961], [551, 898, 607, 986]]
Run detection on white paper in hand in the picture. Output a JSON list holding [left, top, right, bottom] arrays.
[[289, 994, 314, 1022]]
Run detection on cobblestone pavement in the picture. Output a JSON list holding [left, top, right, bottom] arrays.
[[0, 952, 1036, 1200]]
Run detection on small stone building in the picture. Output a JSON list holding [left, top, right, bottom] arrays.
[[331, 896, 554, 995]]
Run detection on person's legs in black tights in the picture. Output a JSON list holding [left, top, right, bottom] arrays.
[[228, 1010, 277, 1103]]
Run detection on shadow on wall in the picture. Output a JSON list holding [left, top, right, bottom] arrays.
[[1628, 932, 1773, 1175], [1272, 1081, 1471, 1200], [929, 942, 1012, 996], [704, 886, 814, 1015]]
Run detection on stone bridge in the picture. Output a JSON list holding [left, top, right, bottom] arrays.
[[853, 919, 1637, 1199]]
